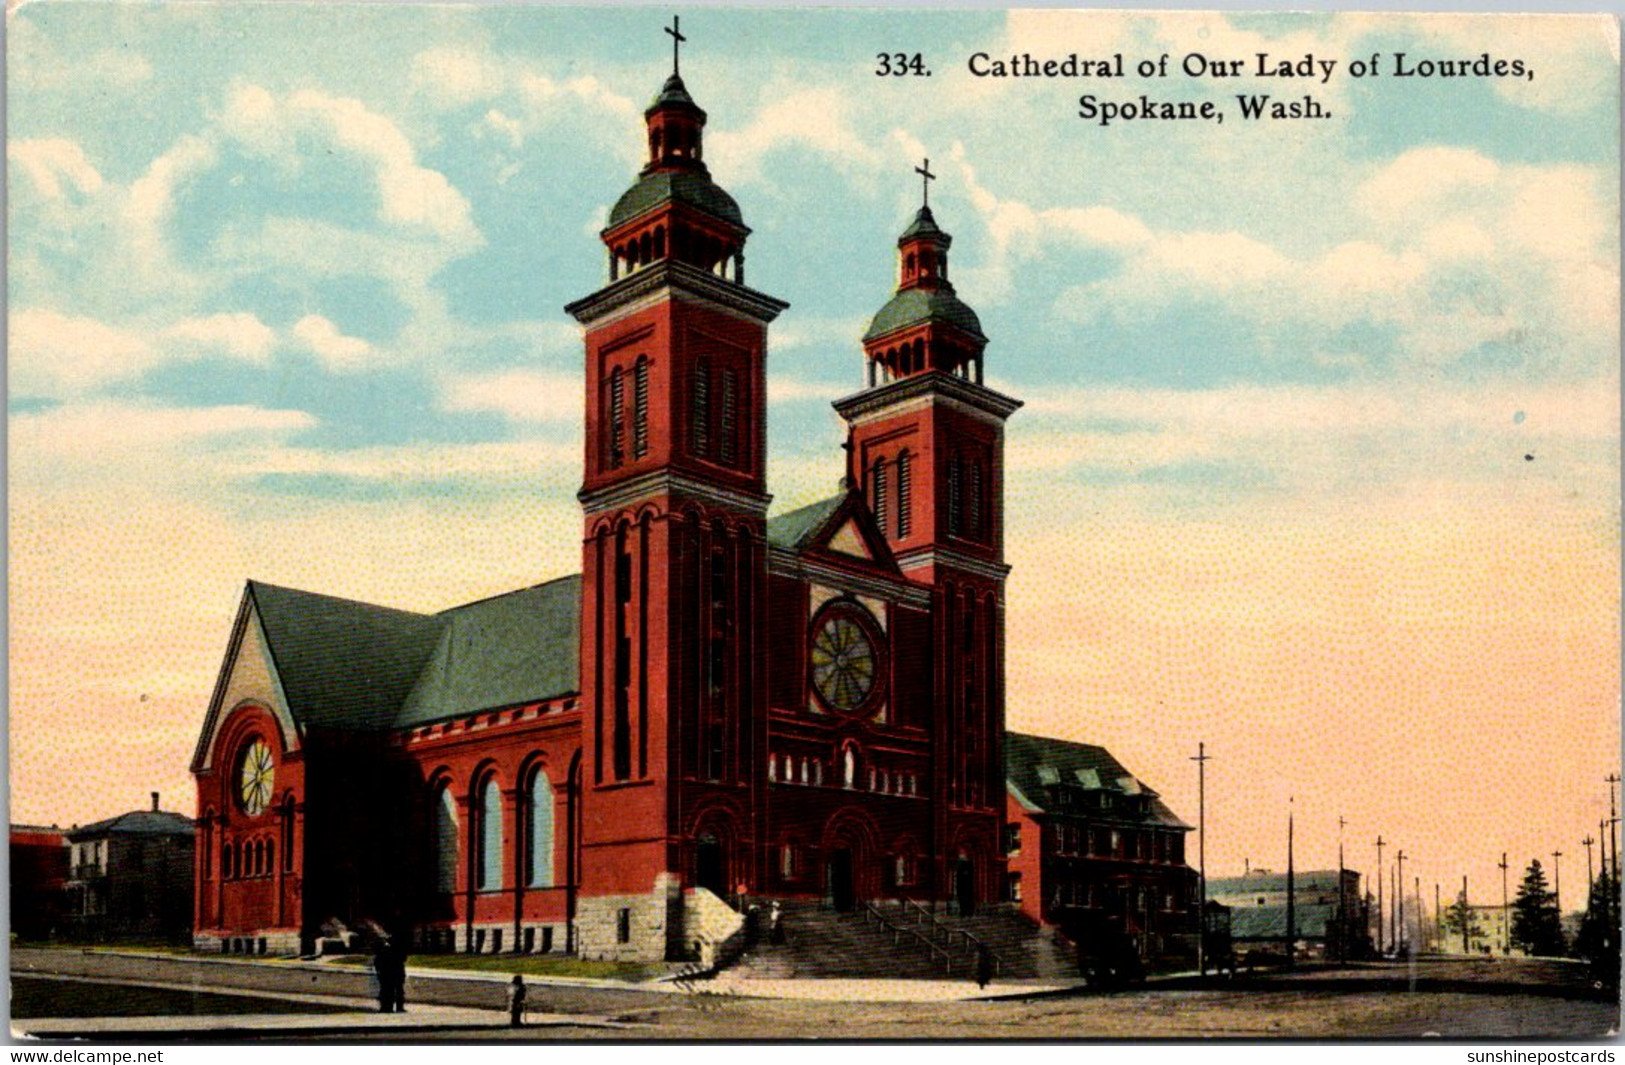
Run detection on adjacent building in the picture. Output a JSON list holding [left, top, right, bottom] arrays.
[[64, 794, 195, 942], [10, 824, 69, 940], [1004, 733, 1198, 962], [1207, 868, 1369, 958]]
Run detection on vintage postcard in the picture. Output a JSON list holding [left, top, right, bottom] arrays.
[[7, 4, 1620, 1044]]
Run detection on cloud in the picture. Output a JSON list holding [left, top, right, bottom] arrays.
[[11, 309, 283, 398], [709, 87, 883, 187], [9, 138, 104, 200], [412, 48, 503, 110], [292, 315, 373, 372], [161, 313, 277, 363], [220, 84, 482, 249], [439, 369, 583, 424], [126, 134, 218, 251]]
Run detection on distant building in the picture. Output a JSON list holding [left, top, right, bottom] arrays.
[[1004, 732, 1198, 962], [1436, 902, 1520, 956], [10, 824, 69, 940], [64, 794, 194, 942], [1207, 868, 1369, 958]]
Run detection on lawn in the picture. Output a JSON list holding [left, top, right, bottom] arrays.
[[399, 953, 666, 982]]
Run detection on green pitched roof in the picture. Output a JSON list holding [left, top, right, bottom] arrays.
[[899, 205, 949, 243], [766, 493, 845, 548], [648, 73, 702, 113], [1004, 731, 1189, 829], [67, 810, 194, 841], [397, 576, 581, 728], [250, 581, 444, 732], [247, 576, 582, 733], [863, 286, 985, 343], [608, 170, 742, 230]]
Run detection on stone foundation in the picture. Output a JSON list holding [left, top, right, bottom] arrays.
[[413, 922, 569, 954], [575, 873, 683, 962], [194, 930, 301, 956]]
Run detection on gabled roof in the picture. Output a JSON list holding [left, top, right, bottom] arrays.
[[249, 581, 444, 732], [1227, 902, 1338, 941], [766, 494, 846, 549], [1206, 870, 1348, 896], [397, 576, 581, 729], [1005, 731, 1189, 829], [233, 577, 584, 737], [67, 810, 193, 841]]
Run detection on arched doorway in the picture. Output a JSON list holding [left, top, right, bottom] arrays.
[[827, 848, 855, 912], [695, 834, 726, 896], [955, 854, 977, 917]]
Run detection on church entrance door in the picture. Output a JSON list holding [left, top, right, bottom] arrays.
[[696, 836, 725, 896], [827, 848, 855, 912], [955, 856, 976, 917]]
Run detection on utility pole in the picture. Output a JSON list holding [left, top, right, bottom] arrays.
[[1286, 798, 1296, 967], [1191, 742, 1212, 978], [1415, 875, 1422, 953], [1498, 852, 1510, 955], [1552, 849, 1564, 917], [1461, 875, 1470, 953], [1337, 815, 1348, 964], [1395, 849, 1407, 952], [1607, 773, 1620, 882], [1374, 835, 1385, 955], [1582, 835, 1596, 893], [1434, 882, 1441, 954]]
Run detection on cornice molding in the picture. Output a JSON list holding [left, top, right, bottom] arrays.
[[832, 370, 1022, 426], [565, 260, 788, 328]]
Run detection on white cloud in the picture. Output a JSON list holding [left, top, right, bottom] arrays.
[[709, 87, 883, 186], [161, 313, 277, 363], [126, 135, 218, 250], [220, 84, 481, 249], [9, 139, 104, 200], [439, 369, 582, 424], [481, 109, 524, 150], [412, 48, 502, 110], [293, 315, 373, 372]]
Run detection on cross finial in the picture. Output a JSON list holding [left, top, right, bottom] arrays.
[[665, 15, 687, 77], [914, 157, 936, 209]]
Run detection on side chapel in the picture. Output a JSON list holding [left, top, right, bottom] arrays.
[[190, 35, 1179, 963]]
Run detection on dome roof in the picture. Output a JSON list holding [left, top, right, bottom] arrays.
[[863, 286, 985, 343], [899, 205, 949, 244], [647, 73, 702, 114], [608, 170, 743, 230]]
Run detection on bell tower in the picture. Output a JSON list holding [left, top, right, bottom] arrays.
[[833, 166, 1020, 901], [565, 22, 787, 960]]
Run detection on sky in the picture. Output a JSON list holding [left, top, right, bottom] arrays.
[[8, 7, 1619, 911]]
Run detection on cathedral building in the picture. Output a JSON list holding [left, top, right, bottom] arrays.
[[190, 47, 1026, 962]]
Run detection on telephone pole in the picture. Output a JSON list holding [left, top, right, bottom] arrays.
[[1552, 849, 1564, 917], [1337, 815, 1348, 964], [1498, 852, 1510, 955], [1286, 798, 1296, 967], [1434, 882, 1441, 954], [1374, 835, 1386, 955], [1395, 849, 1407, 952], [1414, 875, 1422, 953], [1461, 875, 1470, 953], [1191, 742, 1212, 977], [1582, 835, 1596, 892]]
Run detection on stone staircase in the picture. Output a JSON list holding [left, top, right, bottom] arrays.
[[726, 898, 1076, 982], [728, 899, 969, 980]]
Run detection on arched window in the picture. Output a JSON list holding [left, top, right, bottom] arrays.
[[281, 798, 295, 872], [632, 358, 649, 459], [692, 364, 710, 458], [266, 839, 275, 875], [527, 769, 554, 889], [843, 747, 857, 789], [478, 776, 503, 891], [871, 458, 888, 538], [607, 368, 626, 468], [222, 841, 234, 880], [433, 783, 458, 893], [719, 369, 738, 465], [896, 452, 912, 538]]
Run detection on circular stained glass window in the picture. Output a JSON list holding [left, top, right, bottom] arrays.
[[810, 606, 882, 714], [238, 739, 274, 816]]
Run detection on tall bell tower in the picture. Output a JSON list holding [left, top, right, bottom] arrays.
[[565, 23, 787, 960], [833, 167, 1020, 903]]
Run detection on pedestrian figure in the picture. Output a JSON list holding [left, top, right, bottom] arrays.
[[975, 944, 993, 989], [768, 900, 784, 945], [745, 903, 761, 947], [507, 974, 527, 1027], [388, 935, 408, 1012], [373, 935, 395, 1013]]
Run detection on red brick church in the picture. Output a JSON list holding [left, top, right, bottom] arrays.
[[190, 41, 1191, 965]]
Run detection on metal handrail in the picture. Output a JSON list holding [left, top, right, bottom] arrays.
[[861, 902, 957, 973], [898, 897, 1004, 975]]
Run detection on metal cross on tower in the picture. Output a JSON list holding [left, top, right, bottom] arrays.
[[915, 158, 936, 208], [665, 15, 687, 76]]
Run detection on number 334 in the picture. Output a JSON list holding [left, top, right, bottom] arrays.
[[875, 53, 930, 76]]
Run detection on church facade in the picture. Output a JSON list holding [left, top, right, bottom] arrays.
[[190, 53, 1022, 962]]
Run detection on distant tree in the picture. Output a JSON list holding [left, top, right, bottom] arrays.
[[1511, 859, 1565, 957], [1572, 872, 1620, 990], [1442, 888, 1486, 952]]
